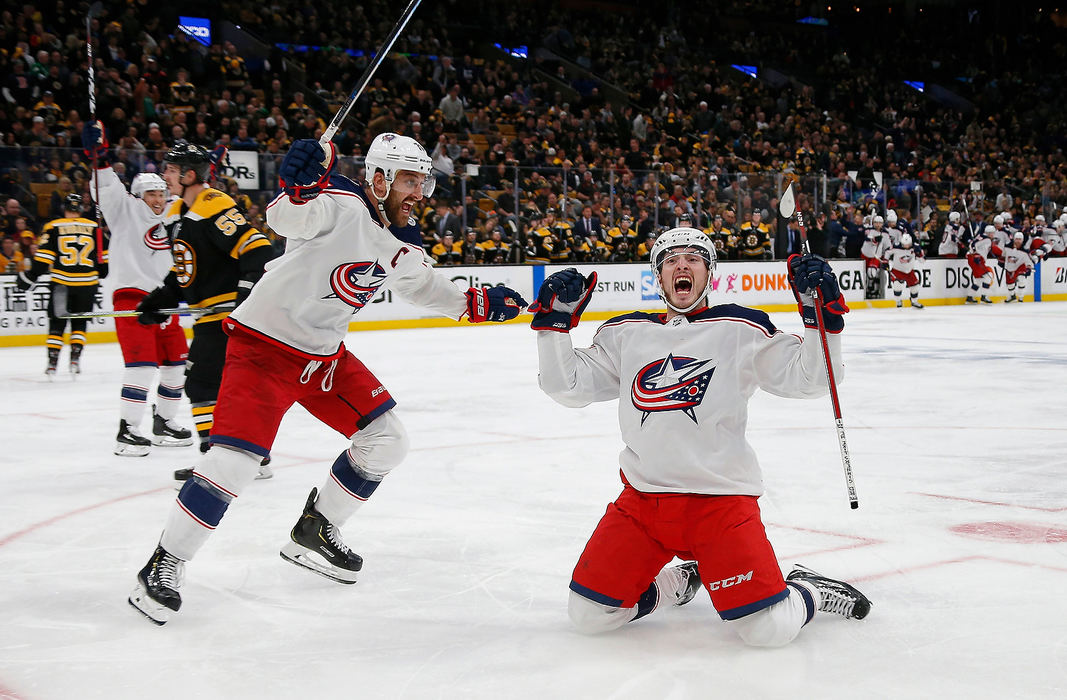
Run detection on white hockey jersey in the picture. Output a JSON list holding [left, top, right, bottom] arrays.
[[939, 223, 964, 256], [91, 166, 172, 293], [536, 305, 842, 496], [884, 242, 924, 273], [1001, 244, 1036, 274], [860, 227, 889, 259], [239, 175, 466, 357]]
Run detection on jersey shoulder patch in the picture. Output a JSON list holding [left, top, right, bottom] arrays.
[[598, 310, 662, 329], [192, 189, 237, 218], [699, 304, 778, 335]]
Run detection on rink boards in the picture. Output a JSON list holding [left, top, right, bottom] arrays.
[[2, 257, 1065, 346]]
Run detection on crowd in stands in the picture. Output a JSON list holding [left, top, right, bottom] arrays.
[[3, 0, 1066, 273]]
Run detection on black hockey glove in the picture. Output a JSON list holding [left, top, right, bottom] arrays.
[[465, 285, 527, 323], [530, 268, 598, 332], [82, 119, 110, 166], [136, 285, 179, 326], [787, 254, 848, 333], [279, 139, 336, 204], [15, 271, 35, 291]]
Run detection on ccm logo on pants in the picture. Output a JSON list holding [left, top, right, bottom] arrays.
[[708, 570, 754, 591]]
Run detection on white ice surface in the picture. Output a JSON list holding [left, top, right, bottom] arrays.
[[1, 302, 1066, 700]]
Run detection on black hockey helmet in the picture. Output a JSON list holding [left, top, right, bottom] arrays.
[[63, 193, 83, 213], [164, 142, 212, 182]]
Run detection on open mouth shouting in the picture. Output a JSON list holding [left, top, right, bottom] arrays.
[[672, 271, 695, 299]]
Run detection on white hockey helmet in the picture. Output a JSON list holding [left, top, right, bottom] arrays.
[[900, 232, 913, 248], [365, 132, 435, 198], [1013, 231, 1024, 242], [984, 225, 996, 235], [948, 211, 961, 223], [650, 227, 717, 314], [1035, 214, 1046, 223], [993, 214, 1005, 226], [131, 172, 167, 198], [886, 209, 898, 224], [873, 215, 884, 225]]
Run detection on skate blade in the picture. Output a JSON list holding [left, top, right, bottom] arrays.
[[255, 464, 274, 480], [152, 435, 195, 447], [279, 542, 358, 584], [114, 443, 151, 457], [128, 586, 172, 625]]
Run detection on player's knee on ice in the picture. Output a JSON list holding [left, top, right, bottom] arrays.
[[731, 587, 811, 648], [567, 590, 636, 634]]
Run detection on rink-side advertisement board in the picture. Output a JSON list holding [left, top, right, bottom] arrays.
[[3, 258, 1066, 344]]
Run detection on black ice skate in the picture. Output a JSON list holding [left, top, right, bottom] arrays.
[[787, 564, 871, 620], [964, 295, 978, 304], [115, 419, 151, 457], [152, 406, 194, 447], [911, 300, 924, 309], [279, 488, 362, 584], [69, 344, 82, 376], [128, 544, 185, 625], [45, 347, 59, 380], [673, 561, 703, 606], [980, 295, 993, 304]]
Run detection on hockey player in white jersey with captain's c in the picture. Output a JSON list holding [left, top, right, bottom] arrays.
[[128, 133, 527, 625], [530, 228, 870, 647], [82, 120, 193, 457]]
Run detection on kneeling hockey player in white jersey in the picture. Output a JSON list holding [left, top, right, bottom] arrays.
[[129, 133, 527, 624], [528, 228, 870, 647], [884, 232, 926, 309]]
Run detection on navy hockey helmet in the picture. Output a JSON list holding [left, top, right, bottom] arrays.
[[164, 142, 212, 182]]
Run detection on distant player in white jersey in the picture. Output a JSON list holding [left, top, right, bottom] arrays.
[[1046, 220, 1066, 257], [82, 121, 193, 456], [989, 214, 1012, 248], [884, 232, 926, 309], [528, 228, 870, 648], [964, 225, 1001, 304], [883, 209, 904, 247], [1001, 231, 1040, 303], [939, 211, 965, 257], [860, 214, 890, 298], [128, 133, 527, 624]]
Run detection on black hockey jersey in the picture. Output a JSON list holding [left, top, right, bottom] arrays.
[[163, 187, 274, 324], [30, 216, 102, 286]]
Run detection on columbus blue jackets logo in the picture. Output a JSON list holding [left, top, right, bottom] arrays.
[[327, 261, 387, 309], [144, 223, 170, 251], [631, 354, 715, 424]]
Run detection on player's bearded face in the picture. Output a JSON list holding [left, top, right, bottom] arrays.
[[659, 250, 709, 309], [383, 170, 428, 223]]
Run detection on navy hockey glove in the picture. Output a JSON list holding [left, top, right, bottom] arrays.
[[136, 286, 179, 326], [530, 268, 597, 332], [465, 285, 527, 323], [279, 139, 337, 204], [82, 119, 110, 165], [787, 254, 848, 333]]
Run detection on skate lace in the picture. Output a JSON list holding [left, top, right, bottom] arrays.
[[324, 523, 350, 555], [818, 588, 856, 617], [156, 554, 185, 590]]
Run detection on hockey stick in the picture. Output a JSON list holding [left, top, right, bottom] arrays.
[[87, 2, 106, 264], [319, 0, 423, 147], [779, 183, 860, 510], [58, 303, 236, 320]]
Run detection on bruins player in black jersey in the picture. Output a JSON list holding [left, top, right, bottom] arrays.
[[17, 194, 103, 378], [137, 143, 275, 476]]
